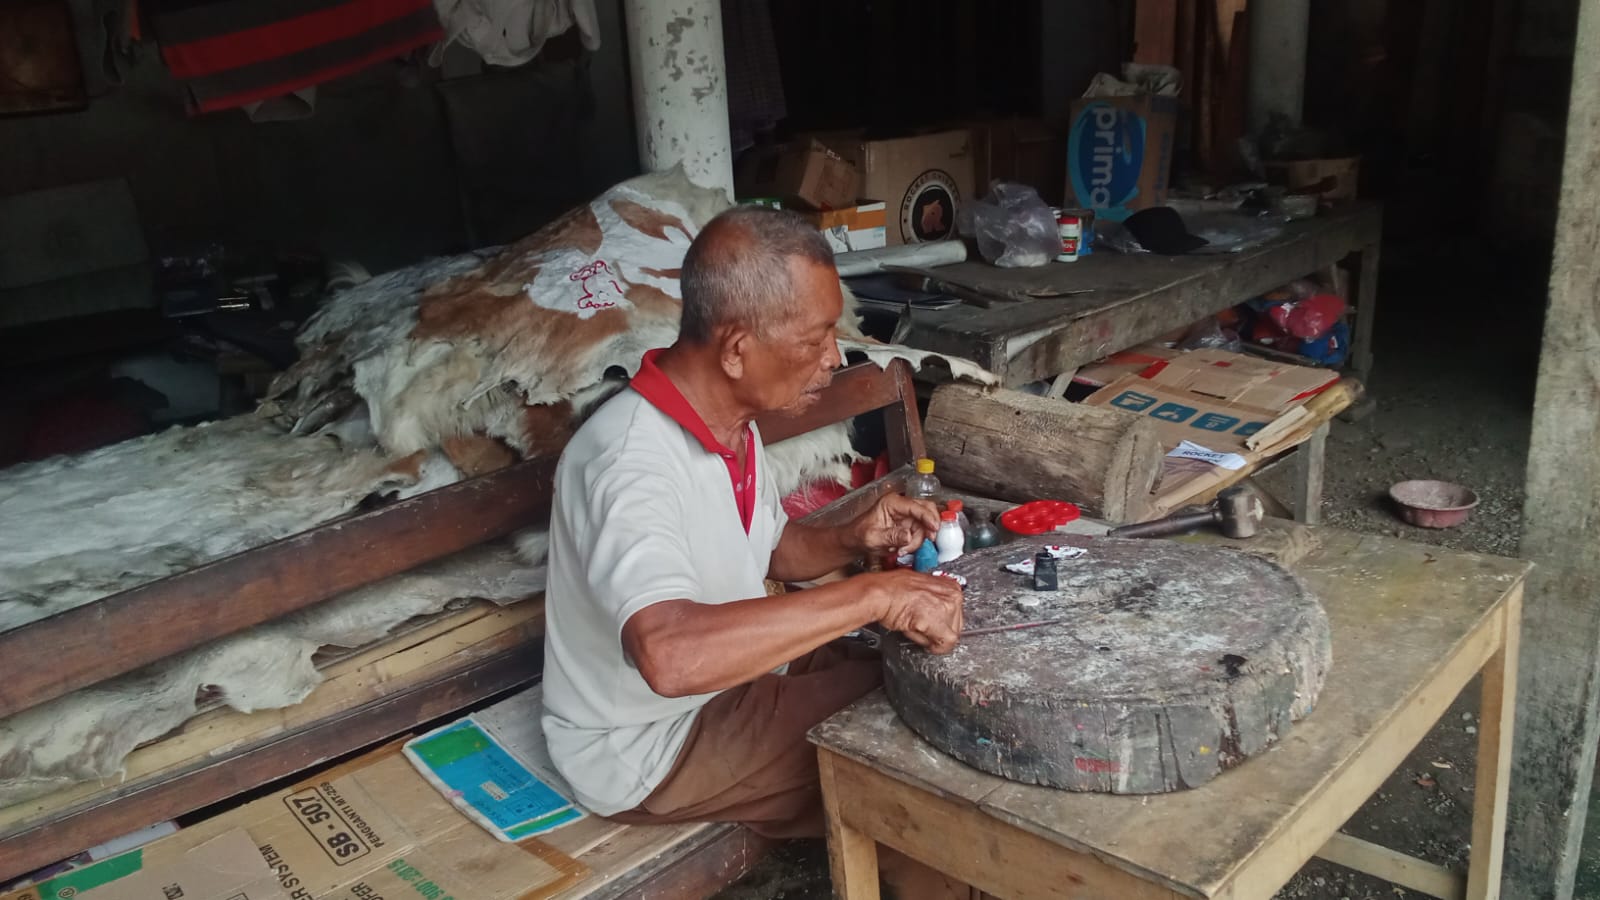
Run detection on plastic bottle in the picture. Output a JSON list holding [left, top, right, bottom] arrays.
[[906, 458, 941, 502], [935, 511, 965, 563], [968, 509, 1001, 549], [946, 499, 971, 535]]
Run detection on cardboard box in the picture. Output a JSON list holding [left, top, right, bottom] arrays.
[[802, 201, 888, 253], [4, 748, 586, 900], [816, 130, 976, 245], [3, 829, 288, 900], [1072, 343, 1181, 389], [1065, 94, 1179, 221], [1084, 349, 1338, 455], [1085, 349, 1340, 515], [735, 139, 859, 211]]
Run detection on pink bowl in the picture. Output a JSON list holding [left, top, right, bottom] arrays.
[[1389, 480, 1480, 529]]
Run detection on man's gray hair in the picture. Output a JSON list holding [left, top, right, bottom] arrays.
[[679, 206, 836, 343]]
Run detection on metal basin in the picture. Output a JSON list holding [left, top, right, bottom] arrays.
[[1389, 480, 1480, 529]]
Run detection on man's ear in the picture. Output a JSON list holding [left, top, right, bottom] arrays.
[[719, 326, 751, 380]]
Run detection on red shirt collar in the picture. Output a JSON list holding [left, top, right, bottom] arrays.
[[630, 349, 741, 457], [630, 349, 758, 533]]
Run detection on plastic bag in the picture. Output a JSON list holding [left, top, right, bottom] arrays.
[[1178, 317, 1243, 352], [1262, 293, 1347, 340], [957, 182, 1060, 268]]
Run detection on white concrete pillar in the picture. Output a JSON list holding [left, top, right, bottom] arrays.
[[623, 0, 734, 199], [1247, 0, 1311, 134]]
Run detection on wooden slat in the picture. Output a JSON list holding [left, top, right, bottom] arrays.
[[608, 825, 777, 900], [1466, 591, 1521, 899], [757, 359, 912, 447], [0, 642, 542, 881], [0, 459, 558, 720], [882, 359, 926, 469], [552, 822, 719, 899], [1317, 833, 1465, 900], [823, 750, 1185, 899], [1133, 0, 1179, 64]]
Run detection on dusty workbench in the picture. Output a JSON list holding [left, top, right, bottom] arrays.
[[811, 526, 1526, 899], [896, 202, 1382, 388]]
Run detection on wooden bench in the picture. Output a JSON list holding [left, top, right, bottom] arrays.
[[812, 527, 1528, 900], [0, 356, 929, 896]]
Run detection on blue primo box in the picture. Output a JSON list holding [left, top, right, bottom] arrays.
[[1066, 94, 1179, 222]]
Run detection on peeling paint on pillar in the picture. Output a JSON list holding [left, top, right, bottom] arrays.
[[624, 0, 733, 199]]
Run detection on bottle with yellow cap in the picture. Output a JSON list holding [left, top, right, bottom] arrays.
[[905, 457, 941, 502]]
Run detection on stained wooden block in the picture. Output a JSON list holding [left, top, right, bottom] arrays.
[[882, 537, 1331, 793]]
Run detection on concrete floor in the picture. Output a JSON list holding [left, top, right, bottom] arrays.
[[714, 239, 1551, 899]]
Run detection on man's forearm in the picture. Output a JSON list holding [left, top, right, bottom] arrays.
[[622, 579, 877, 697], [767, 521, 861, 582]]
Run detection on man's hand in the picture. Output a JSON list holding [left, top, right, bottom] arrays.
[[866, 570, 965, 654], [851, 493, 943, 557]]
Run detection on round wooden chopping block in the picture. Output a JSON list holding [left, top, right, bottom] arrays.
[[882, 537, 1332, 793]]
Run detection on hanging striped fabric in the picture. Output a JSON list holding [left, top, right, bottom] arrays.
[[149, 0, 443, 114]]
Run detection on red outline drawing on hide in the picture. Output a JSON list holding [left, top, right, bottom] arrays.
[[569, 260, 625, 313]]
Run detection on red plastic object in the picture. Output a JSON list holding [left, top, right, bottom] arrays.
[[998, 500, 1081, 535]]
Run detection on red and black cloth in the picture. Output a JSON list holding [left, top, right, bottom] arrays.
[[149, 0, 442, 114]]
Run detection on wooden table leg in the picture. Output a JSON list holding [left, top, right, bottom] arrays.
[[820, 749, 882, 900], [1349, 242, 1381, 381], [1466, 590, 1522, 900], [1293, 421, 1330, 525]]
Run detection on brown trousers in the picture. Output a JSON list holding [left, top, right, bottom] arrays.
[[607, 641, 881, 839]]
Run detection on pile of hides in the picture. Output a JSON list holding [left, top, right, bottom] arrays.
[[259, 164, 993, 490], [0, 165, 991, 808], [0, 416, 457, 633], [0, 542, 544, 807]]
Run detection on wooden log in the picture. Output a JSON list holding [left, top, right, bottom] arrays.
[[881, 538, 1331, 794], [922, 385, 1163, 524]]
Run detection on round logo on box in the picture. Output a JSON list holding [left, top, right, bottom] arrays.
[[900, 169, 960, 243], [1069, 101, 1148, 220]]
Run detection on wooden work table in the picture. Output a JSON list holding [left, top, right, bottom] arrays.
[[896, 203, 1382, 387], [812, 528, 1527, 899]]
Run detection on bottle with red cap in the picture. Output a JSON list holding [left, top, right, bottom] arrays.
[[935, 510, 965, 563]]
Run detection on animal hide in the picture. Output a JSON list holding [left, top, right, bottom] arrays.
[[0, 541, 543, 808], [0, 416, 460, 633], [262, 164, 995, 484]]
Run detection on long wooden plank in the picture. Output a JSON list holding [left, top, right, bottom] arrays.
[[758, 359, 910, 447], [0, 642, 542, 881], [0, 458, 558, 720]]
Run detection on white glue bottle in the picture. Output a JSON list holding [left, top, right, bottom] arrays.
[[935, 510, 965, 564]]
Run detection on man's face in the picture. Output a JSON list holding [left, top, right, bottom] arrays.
[[735, 258, 844, 414]]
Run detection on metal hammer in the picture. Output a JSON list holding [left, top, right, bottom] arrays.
[[1107, 487, 1265, 540]]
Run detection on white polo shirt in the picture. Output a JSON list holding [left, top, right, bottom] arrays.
[[540, 352, 787, 815]]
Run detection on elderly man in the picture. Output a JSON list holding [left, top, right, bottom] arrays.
[[541, 206, 965, 841]]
